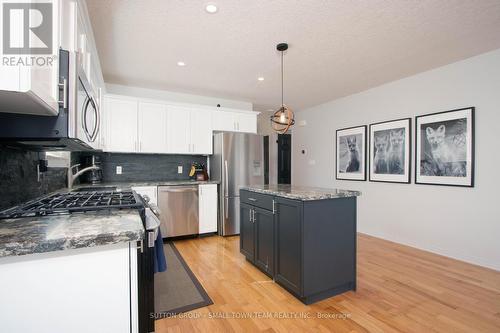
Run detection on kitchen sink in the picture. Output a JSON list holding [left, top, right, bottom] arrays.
[[72, 186, 117, 192]]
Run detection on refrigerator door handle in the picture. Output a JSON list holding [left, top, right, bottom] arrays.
[[224, 197, 229, 219], [224, 160, 229, 196]]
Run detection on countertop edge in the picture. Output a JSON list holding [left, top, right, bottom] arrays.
[[240, 186, 362, 201]]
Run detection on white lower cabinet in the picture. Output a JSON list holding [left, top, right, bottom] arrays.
[[199, 184, 218, 234], [0, 242, 138, 333], [131, 186, 158, 205]]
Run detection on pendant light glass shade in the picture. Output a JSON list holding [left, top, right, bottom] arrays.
[[270, 43, 295, 134], [271, 105, 295, 134]]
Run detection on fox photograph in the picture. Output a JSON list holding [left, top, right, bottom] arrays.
[[416, 107, 474, 187], [336, 125, 367, 181], [369, 118, 411, 183]]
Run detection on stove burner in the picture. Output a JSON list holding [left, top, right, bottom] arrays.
[[0, 190, 144, 219]]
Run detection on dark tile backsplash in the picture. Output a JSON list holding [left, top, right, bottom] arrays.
[[78, 153, 208, 183], [0, 149, 207, 210], [0, 148, 67, 210]]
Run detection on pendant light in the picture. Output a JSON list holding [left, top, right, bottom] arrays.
[[270, 42, 295, 134]]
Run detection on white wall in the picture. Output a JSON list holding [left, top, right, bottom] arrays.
[[293, 49, 500, 271], [105, 83, 253, 110]]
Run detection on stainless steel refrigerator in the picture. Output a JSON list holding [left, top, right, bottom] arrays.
[[210, 132, 268, 236]]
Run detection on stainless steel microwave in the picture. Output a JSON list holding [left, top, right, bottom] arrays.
[[0, 49, 101, 151]]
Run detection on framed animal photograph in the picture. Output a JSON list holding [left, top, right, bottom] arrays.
[[336, 125, 367, 181], [416, 107, 474, 187], [369, 118, 411, 183]]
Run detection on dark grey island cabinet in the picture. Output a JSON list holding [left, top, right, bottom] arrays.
[[239, 185, 361, 304]]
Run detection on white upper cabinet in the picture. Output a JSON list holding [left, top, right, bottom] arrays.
[[236, 113, 258, 133], [0, 0, 64, 116], [212, 110, 237, 131], [166, 106, 213, 155], [104, 97, 138, 153], [166, 105, 191, 154], [102, 94, 258, 155], [212, 110, 257, 133], [138, 102, 167, 153], [190, 109, 213, 155]]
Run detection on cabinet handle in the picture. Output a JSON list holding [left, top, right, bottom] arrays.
[[248, 197, 257, 202], [58, 78, 67, 109], [272, 200, 276, 215], [252, 209, 255, 223], [249, 209, 252, 222]]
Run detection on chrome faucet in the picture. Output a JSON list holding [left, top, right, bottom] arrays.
[[67, 163, 101, 189]]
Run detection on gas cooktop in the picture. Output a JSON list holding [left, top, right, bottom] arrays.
[[0, 190, 144, 219]]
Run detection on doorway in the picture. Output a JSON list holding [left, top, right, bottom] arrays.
[[277, 134, 291, 184]]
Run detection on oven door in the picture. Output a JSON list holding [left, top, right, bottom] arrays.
[[137, 206, 161, 333], [76, 72, 100, 149]]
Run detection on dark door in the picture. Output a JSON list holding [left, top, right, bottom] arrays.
[[275, 197, 302, 296], [263, 136, 269, 184], [278, 134, 291, 184], [240, 203, 255, 261], [254, 207, 274, 276]]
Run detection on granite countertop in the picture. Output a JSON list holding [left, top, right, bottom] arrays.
[[240, 184, 361, 201], [0, 209, 144, 258], [76, 180, 220, 190]]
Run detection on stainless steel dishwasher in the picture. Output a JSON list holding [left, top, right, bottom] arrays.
[[157, 185, 199, 237]]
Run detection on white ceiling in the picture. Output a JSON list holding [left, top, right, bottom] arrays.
[[86, 0, 500, 111]]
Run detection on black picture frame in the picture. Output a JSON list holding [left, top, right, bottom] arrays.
[[369, 118, 412, 184], [335, 125, 367, 181], [415, 107, 475, 187]]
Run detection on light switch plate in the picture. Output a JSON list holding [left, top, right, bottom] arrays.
[[177, 166, 183, 174], [116, 166, 122, 174]]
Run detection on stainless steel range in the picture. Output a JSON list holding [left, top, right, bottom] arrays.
[[0, 190, 143, 219], [0, 189, 159, 333]]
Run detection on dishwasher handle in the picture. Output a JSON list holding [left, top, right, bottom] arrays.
[[158, 186, 198, 193]]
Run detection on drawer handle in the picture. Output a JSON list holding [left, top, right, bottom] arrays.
[[248, 198, 257, 202]]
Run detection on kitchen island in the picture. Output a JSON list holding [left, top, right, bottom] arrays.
[[239, 185, 361, 304]]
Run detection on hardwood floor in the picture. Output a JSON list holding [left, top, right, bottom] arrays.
[[155, 233, 500, 333]]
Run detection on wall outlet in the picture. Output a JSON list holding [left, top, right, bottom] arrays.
[[177, 165, 183, 174], [116, 166, 122, 175]]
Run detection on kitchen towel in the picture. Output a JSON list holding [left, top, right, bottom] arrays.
[[154, 229, 167, 273]]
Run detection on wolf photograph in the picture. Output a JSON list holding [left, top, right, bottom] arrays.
[[336, 126, 366, 181], [416, 107, 474, 187], [369, 118, 411, 183]]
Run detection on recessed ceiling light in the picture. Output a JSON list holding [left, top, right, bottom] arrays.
[[177, 61, 186, 67], [257, 77, 264, 81], [205, 3, 218, 14]]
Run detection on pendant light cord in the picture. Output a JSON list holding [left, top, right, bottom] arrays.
[[281, 50, 284, 108]]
